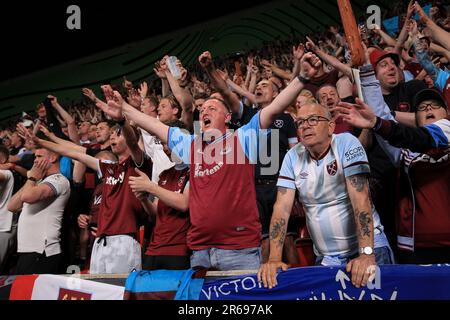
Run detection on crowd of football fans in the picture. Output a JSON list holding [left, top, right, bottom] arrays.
[[0, 1, 449, 282]]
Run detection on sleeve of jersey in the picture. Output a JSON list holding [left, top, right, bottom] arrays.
[[42, 175, 65, 196], [360, 64, 396, 121], [435, 70, 450, 93], [339, 134, 371, 178], [97, 159, 113, 179], [237, 111, 270, 163], [167, 127, 194, 165], [424, 119, 450, 149], [276, 149, 297, 190]]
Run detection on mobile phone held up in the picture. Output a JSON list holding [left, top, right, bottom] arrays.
[[166, 56, 181, 79]]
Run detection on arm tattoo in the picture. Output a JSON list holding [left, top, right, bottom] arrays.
[[349, 175, 367, 192], [270, 218, 287, 249], [358, 211, 372, 238], [414, 43, 440, 82]]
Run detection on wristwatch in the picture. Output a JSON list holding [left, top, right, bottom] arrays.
[[360, 246, 374, 255]]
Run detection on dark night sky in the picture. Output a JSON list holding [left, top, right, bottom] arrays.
[[0, 0, 274, 82]]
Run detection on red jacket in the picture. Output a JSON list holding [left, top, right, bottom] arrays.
[[396, 149, 450, 251]]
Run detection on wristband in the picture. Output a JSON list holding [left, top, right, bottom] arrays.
[[373, 117, 382, 131], [297, 75, 311, 84], [117, 118, 126, 127], [27, 176, 38, 182]]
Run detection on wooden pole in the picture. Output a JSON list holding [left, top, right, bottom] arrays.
[[337, 0, 365, 67]]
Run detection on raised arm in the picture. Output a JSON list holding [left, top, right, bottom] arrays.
[[154, 61, 171, 97], [290, 43, 305, 81], [48, 95, 80, 143], [96, 89, 169, 145], [372, 26, 396, 47], [198, 51, 242, 116], [260, 52, 321, 128], [394, 1, 415, 55], [261, 60, 292, 81], [38, 124, 86, 153], [161, 57, 194, 130], [336, 99, 449, 153], [244, 56, 253, 89], [227, 78, 255, 102], [414, 1, 450, 51], [122, 120, 144, 165], [412, 21, 450, 92], [306, 37, 352, 79]]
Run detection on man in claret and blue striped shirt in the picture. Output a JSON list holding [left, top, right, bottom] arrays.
[[258, 103, 393, 290]]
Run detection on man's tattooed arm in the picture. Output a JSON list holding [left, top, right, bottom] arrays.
[[267, 187, 296, 259], [346, 174, 375, 249], [270, 218, 287, 249]]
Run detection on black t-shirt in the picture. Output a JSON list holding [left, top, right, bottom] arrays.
[[86, 145, 112, 157], [232, 105, 297, 180], [9, 146, 23, 156], [383, 80, 427, 112], [255, 112, 297, 180]]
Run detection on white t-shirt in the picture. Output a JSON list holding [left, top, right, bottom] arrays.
[[0, 170, 14, 232], [141, 129, 174, 182], [17, 173, 71, 256]]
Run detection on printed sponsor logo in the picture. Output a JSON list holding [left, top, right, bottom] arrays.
[[345, 147, 365, 162], [105, 172, 125, 186], [194, 162, 224, 178]]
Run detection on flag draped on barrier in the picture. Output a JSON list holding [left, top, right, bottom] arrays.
[[124, 269, 206, 300], [8, 274, 124, 300], [3, 265, 450, 300], [200, 265, 450, 300]]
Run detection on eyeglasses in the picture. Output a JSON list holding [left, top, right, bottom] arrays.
[[295, 115, 330, 128], [417, 102, 443, 111]]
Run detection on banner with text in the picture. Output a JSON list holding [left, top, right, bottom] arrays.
[[200, 265, 450, 300]]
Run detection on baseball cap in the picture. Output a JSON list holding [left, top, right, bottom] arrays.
[[413, 89, 448, 110], [369, 49, 400, 69]]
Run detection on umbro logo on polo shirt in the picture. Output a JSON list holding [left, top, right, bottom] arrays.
[[299, 172, 309, 179]]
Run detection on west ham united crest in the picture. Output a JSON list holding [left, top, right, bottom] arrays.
[[326, 160, 338, 176]]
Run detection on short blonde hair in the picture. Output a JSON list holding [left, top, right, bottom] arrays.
[[299, 89, 314, 99]]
